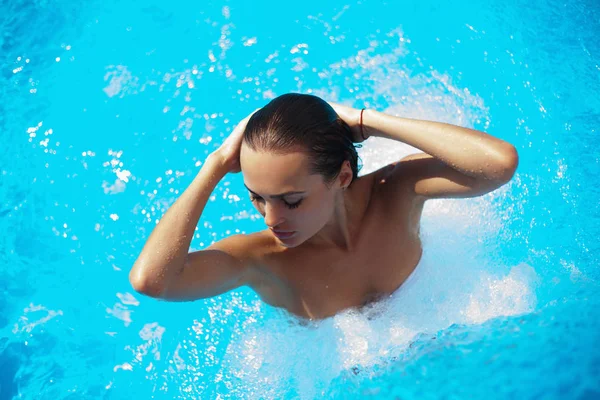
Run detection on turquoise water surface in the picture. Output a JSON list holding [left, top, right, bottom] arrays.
[[1, 0, 599, 399]]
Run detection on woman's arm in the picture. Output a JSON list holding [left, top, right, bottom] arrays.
[[331, 103, 518, 199], [362, 109, 518, 183], [129, 112, 257, 300]]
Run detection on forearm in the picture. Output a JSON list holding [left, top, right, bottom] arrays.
[[363, 109, 518, 181], [130, 153, 229, 292]]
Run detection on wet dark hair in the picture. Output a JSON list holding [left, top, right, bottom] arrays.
[[243, 93, 361, 186]]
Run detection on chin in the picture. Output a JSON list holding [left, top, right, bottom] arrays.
[[275, 234, 304, 248], [276, 238, 300, 248], [277, 241, 297, 248]]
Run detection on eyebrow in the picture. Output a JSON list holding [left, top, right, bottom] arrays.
[[244, 184, 306, 199]]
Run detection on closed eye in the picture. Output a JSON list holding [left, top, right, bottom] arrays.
[[284, 199, 302, 209], [249, 194, 303, 210]]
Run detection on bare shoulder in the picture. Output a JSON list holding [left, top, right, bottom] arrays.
[[356, 157, 427, 221], [207, 230, 278, 283], [207, 230, 274, 264], [362, 153, 427, 189], [358, 159, 418, 201]]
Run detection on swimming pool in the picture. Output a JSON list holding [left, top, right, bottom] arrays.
[[1, 0, 599, 398]]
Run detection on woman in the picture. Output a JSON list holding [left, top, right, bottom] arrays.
[[129, 93, 518, 320]]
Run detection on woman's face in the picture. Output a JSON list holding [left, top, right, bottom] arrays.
[[240, 144, 338, 248]]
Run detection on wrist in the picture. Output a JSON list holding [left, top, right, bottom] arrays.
[[205, 151, 234, 176], [361, 109, 377, 140]]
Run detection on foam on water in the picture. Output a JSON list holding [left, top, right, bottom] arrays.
[[217, 230, 539, 398]]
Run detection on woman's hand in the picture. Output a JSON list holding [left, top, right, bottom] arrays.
[[328, 102, 368, 143], [214, 109, 258, 173]]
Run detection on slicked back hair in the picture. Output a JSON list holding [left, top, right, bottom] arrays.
[[243, 93, 361, 186]]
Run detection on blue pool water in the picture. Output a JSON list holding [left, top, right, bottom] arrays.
[[1, 0, 599, 398]]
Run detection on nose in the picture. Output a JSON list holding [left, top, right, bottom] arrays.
[[263, 202, 285, 228]]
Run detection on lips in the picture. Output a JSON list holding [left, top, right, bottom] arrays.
[[271, 230, 296, 240]]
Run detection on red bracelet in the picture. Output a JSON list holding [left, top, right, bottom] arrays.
[[360, 108, 366, 140]]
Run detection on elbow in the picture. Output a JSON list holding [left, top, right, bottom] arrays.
[[495, 144, 519, 183], [129, 264, 166, 298]]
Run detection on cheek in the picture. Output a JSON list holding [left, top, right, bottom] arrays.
[[297, 195, 334, 226]]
